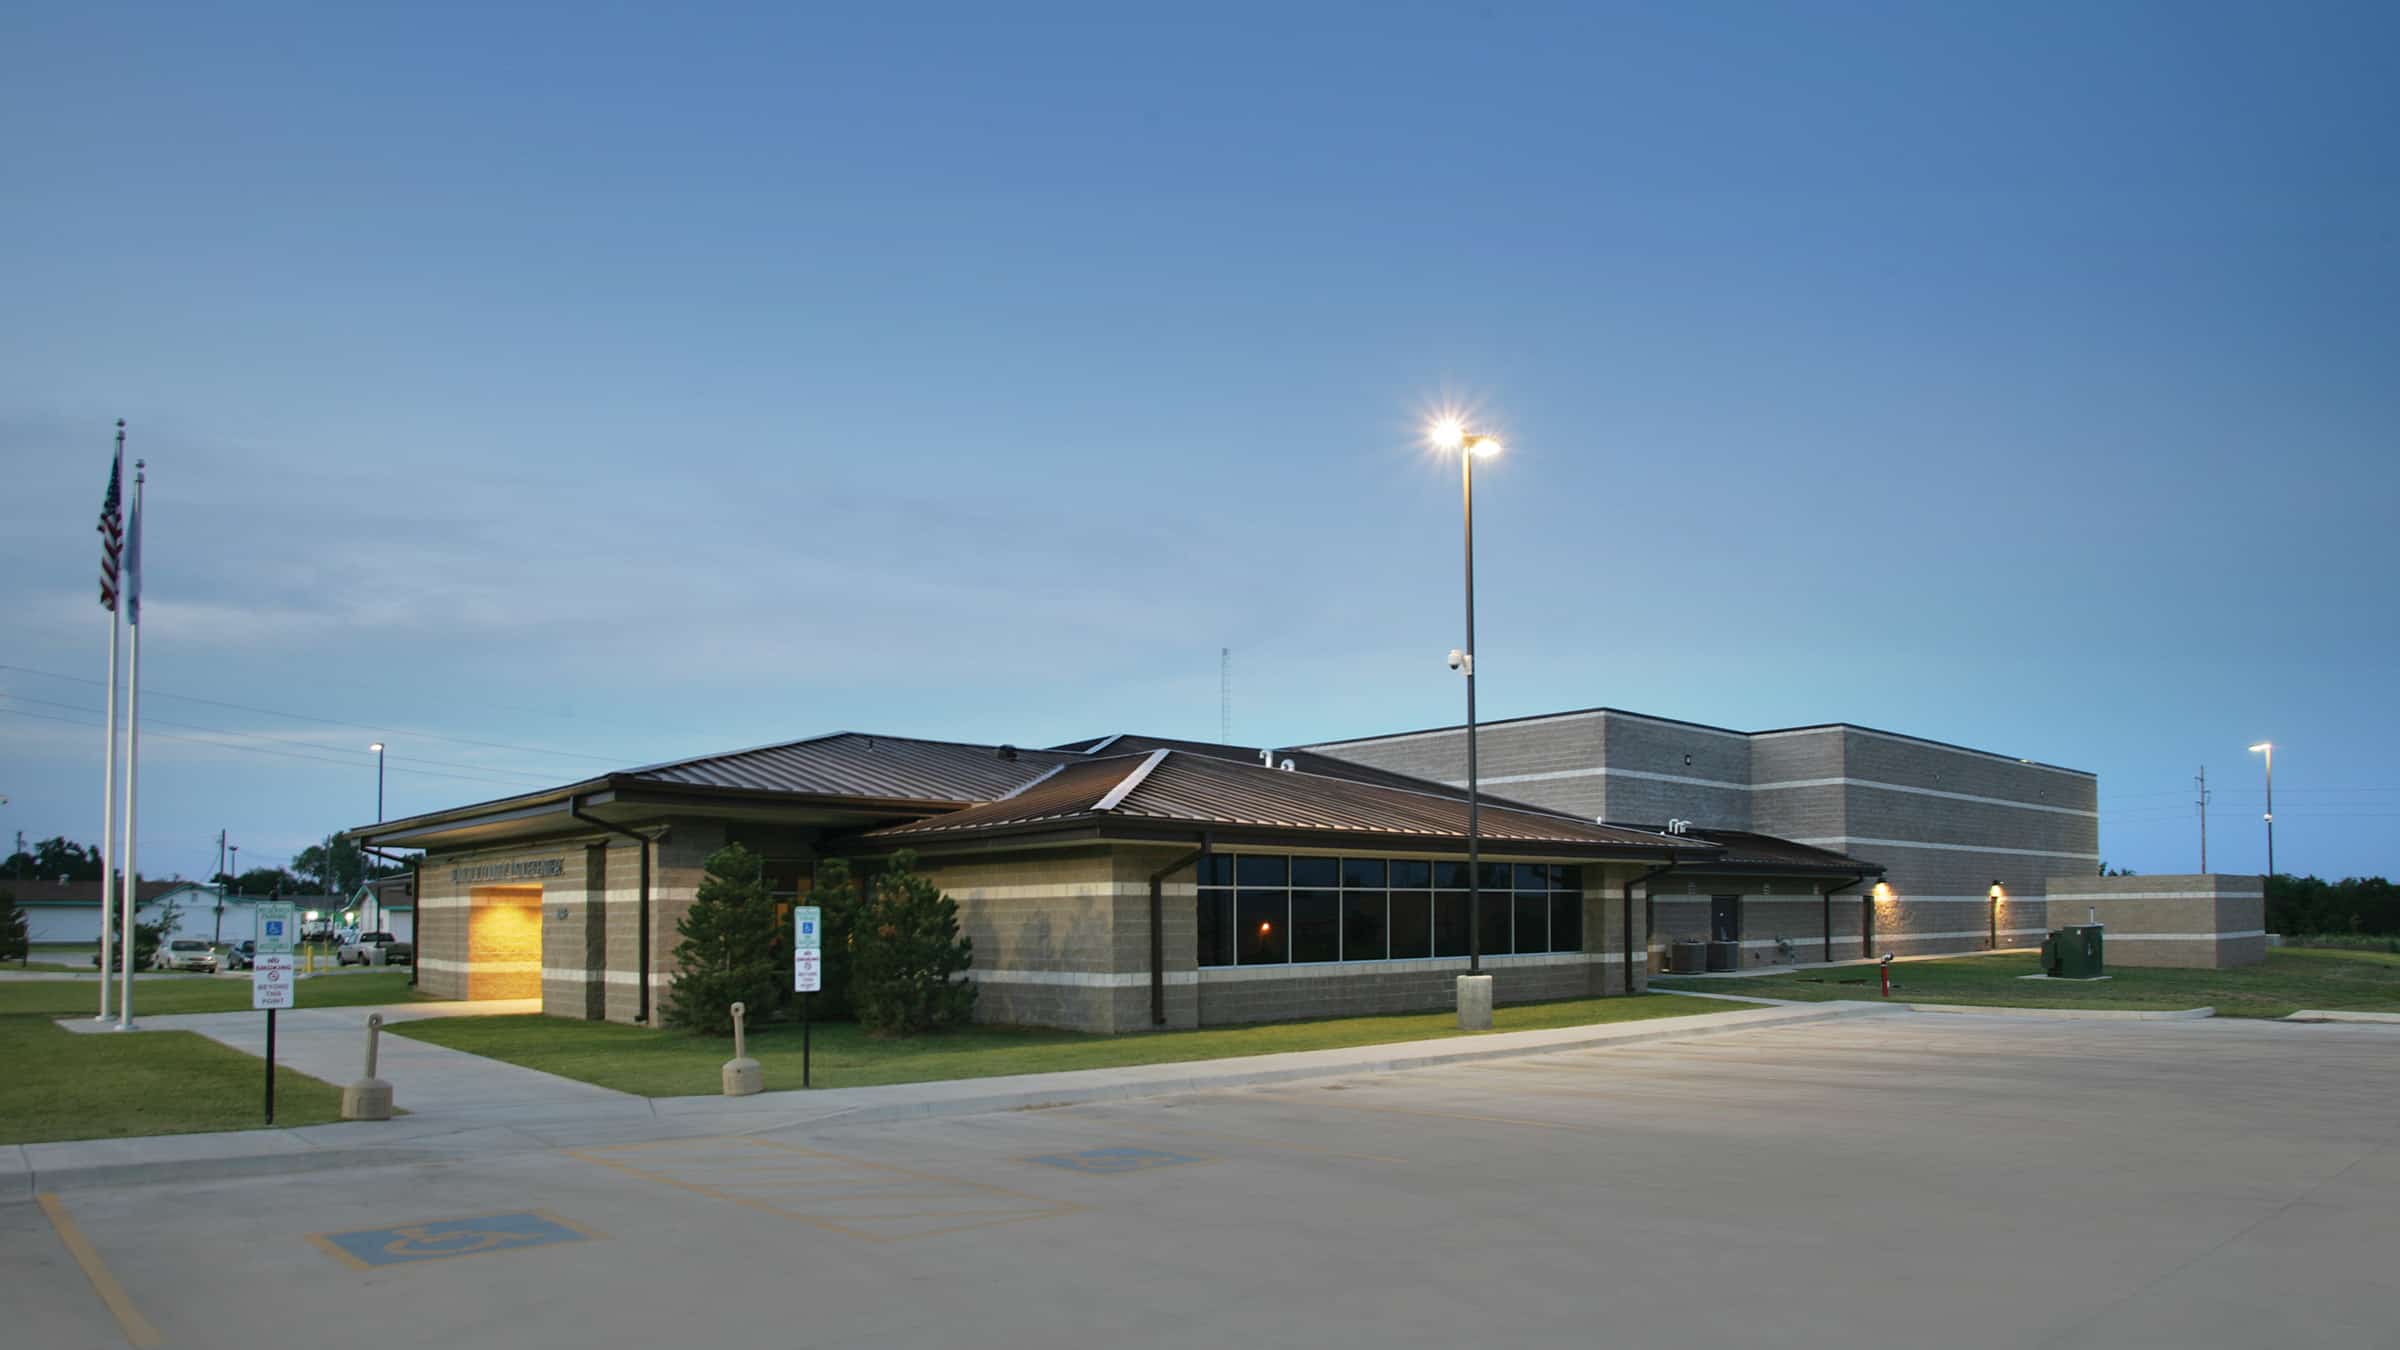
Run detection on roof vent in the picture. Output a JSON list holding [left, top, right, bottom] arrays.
[[997, 744, 1019, 761], [1280, 758, 1296, 771]]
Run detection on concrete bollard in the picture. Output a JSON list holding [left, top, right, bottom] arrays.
[[722, 1001, 763, 1096], [341, 1013, 395, 1120], [1455, 974, 1494, 1031]]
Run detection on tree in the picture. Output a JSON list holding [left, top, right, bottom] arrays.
[[662, 843, 785, 1036], [0, 888, 27, 964], [8, 836, 103, 882], [233, 866, 305, 897], [838, 850, 975, 1036]]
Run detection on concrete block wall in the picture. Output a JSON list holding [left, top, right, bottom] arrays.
[[2042, 874, 2266, 969], [912, 844, 1136, 1034], [1310, 710, 2100, 960], [416, 843, 589, 1004]]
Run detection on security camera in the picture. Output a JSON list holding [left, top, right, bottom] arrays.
[[1446, 649, 1463, 670]]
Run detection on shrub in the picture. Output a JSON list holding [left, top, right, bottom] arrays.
[[663, 843, 785, 1036], [0, 888, 26, 964], [835, 851, 975, 1036]]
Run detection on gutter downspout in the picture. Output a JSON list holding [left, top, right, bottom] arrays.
[[1149, 840, 1207, 1029], [1623, 853, 1680, 994], [1819, 871, 1877, 963], [570, 797, 653, 1025]]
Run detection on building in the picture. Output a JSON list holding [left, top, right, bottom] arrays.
[[5, 879, 191, 946], [1302, 708, 2099, 966], [352, 873, 416, 942], [351, 730, 1885, 1031]]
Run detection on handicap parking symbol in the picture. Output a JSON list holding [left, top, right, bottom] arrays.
[[313, 1212, 597, 1269]]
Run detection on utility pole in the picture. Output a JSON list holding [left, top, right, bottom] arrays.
[[214, 829, 227, 944], [1219, 648, 1231, 743], [2195, 768, 2209, 873]]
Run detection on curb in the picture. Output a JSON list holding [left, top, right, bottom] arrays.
[[680, 1001, 1904, 1134], [2283, 1009, 2400, 1024], [1905, 1003, 2216, 1021], [7, 1001, 1887, 1196]]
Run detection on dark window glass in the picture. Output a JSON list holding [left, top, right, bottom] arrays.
[[1553, 865, 1582, 893], [1550, 893, 1583, 953], [1514, 864, 1548, 893], [1196, 855, 1234, 887], [1513, 893, 1548, 954], [1480, 861, 1511, 892], [1433, 892, 1472, 957], [1342, 891, 1386, 961], [1478, 894, 1512, 958], [1434, 860, 1471, 889], [1340, 857, 1387, 889], [1388, 891, 1432, 959], [1238, 855, 1288, 887], [1238, 890, 1288, 964], [1197, 891, 1234, 966], [1390, 859, 1432, 889], [1290, 856, 1339, 889], [1291, 890, 1340, 963]]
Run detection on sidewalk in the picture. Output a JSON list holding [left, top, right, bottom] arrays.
[[10, 998, 1897, 1197]]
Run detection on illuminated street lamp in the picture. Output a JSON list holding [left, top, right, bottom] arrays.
[[1428, 417, 1503, 986], [2248, 742, 2274, 878]]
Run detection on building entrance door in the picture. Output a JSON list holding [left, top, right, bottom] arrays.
[[1710, 895, 1740, 944]]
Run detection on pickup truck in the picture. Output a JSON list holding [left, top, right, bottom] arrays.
[[337, 932, 414, 967]]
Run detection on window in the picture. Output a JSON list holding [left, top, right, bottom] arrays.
[[1197, 853, 1590, 970], [1388, 890, 1431, 959], [1291, 889, 1340, 963], [1343, 889, 1387, 961], [1238, 890, 1287, 964]]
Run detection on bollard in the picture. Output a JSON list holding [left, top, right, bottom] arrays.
[[341, 1013, 395, 1120], [722, 1001, 763, 1096]]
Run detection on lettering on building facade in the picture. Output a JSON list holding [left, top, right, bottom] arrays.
[[451, 858, 565, 884]]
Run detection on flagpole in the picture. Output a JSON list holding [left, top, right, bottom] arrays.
[[95, 421, 125, 1022], [116, 461, 144, 1031]]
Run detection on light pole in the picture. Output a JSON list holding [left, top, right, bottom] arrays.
[[2248, 742, 2274, 878], [369, 743, 386, 823], [1429, 417, 1503, 1013]]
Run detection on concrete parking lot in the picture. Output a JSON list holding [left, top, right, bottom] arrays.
[[11, 1013, 2395, 1349]]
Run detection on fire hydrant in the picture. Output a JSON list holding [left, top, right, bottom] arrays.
[[722, 1001, 763, 1096], [341, 1013, 395, 1120]]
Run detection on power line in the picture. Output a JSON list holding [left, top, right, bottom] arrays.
[[0, 692, 560, 783], [0, 664, 632, 765], [0, 706, 550, 789]]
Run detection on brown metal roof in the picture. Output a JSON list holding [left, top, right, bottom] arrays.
[[1622, 827, 1881, 876], [1048, 732, 1562, 807], [625, 732, 1081, 804], [867, 750, 1720, 856]]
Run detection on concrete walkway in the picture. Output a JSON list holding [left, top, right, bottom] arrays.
[[12, 999, 1895, 1196]]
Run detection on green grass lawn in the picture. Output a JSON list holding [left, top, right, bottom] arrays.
[[0, 1015, 345, 1143], [1656, 947, 2400, 1019], [0, 970, 427, 1017], [392, 992, 1729, 1098]]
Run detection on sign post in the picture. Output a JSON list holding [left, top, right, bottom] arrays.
[[253, 902, 298, 1124], [793, 906, 821, 1089]]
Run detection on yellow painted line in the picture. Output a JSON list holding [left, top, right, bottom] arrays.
[[37, 1193, 164, 1349]]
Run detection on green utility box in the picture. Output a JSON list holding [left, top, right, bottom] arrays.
[[2042, 924, 2106, 979]]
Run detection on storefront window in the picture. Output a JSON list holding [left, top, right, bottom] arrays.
[[1197, 854, 1585, 968]]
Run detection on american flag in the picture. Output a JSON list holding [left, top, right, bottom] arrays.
[[98, 423, 124, 612]]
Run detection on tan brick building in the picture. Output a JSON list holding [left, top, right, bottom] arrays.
[[355, 730, 1884, 1032]]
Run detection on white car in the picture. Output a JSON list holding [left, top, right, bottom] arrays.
[[156, 939, 219, 973]]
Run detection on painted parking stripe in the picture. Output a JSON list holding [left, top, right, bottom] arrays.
[[37, 1193, 164, 1349]]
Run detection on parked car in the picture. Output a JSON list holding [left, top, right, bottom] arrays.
[[338, 932, 413, 967], [224, 940, 257, 971], [155, 939, 220, 973]]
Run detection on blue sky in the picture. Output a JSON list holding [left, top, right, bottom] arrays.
[[3, 1, 2394, 883]]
